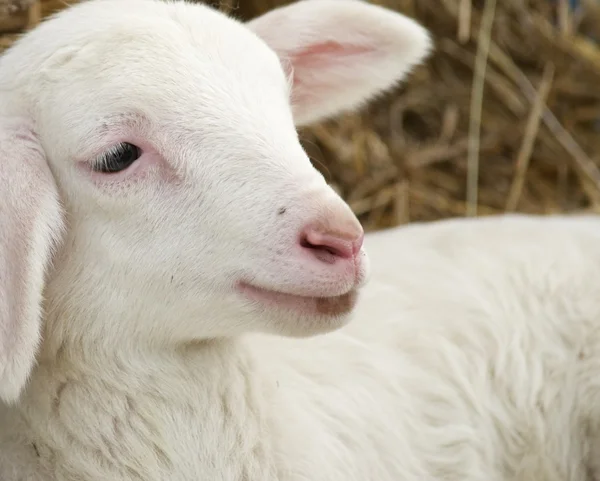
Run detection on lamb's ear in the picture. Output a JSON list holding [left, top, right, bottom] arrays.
[[0, 117, 64, 403], [247, 0, 432, 126]]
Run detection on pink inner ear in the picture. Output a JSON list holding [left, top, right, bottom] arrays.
[[290, 41, 374, 69], [288, 41, 375, 106]]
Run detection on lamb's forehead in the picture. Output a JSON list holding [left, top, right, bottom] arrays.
[[17, 0, 288, 103], [12, 0, 294, 147]]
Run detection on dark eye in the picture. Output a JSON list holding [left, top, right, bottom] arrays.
[[94, 142, 142, 173]]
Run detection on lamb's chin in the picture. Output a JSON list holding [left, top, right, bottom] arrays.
[[238, 282, 359, 318]]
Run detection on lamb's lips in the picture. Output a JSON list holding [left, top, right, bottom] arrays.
[[238, 282, 358, 316]]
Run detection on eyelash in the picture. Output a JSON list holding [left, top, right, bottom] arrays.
[[92, 142, 142, 174]]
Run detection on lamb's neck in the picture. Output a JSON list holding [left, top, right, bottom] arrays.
[[16, 336, 280, 481]]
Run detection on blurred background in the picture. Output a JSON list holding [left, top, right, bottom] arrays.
[[3, 0, 600, 232]]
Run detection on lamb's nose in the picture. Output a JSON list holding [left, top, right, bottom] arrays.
[[299, 225, 364, 264]]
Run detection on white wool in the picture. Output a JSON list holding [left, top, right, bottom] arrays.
[[2, 1, 598, 480]]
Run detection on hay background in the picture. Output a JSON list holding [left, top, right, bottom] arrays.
[[2, 0, 600, 232]]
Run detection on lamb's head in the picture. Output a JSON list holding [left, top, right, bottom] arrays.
[[0, 0, 431, 401]]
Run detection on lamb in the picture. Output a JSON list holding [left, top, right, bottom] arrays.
[[1, 0, 599, 479]]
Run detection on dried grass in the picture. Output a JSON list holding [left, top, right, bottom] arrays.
[[2, 0, 600, 231]]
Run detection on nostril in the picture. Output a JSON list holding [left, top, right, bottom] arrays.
[[300, 228, 363, 263], [300, 236, 342, 258]]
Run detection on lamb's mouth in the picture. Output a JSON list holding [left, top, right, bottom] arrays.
[[237, 282, 358, 316]]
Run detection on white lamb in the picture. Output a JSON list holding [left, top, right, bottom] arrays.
[[1, 0, 599, 479]]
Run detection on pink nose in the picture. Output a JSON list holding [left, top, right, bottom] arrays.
[[300, 225, 364, 264]]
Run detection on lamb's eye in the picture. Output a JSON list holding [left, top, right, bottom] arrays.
[[94, 142, 141, 173]]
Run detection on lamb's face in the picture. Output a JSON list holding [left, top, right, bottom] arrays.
[[11, 0, 370, 339], [0, 0, 431, 399], [0, 0, 431, 347]]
